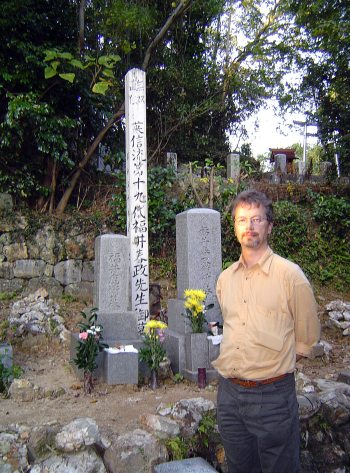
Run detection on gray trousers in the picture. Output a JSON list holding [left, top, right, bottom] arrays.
[[217, 373, 300, 473]]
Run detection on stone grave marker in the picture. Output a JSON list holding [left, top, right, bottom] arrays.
[[164, 208, 222, 382], [227, 153, 240, 180]]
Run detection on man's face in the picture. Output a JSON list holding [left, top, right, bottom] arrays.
[[233, 203, 273, 250]]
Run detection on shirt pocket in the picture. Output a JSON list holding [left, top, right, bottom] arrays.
[[250, 306, 288, 352]]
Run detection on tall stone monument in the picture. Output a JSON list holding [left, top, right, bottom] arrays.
[[125, 68, 150, 332], [164, 209, 223, 382]]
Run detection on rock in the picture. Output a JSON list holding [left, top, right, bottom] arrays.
[[337, 371, 350, 385], [13, 260, 46, 279], [0, 262, 14, 279], [28, 424, 61, 461], [55, 418, 103, 453], [9, 290, 65, 337], [30, 448, 107, 473], [64, 281, 93, 302], [54, 260, 82, 285], [170, 397, 216, 437], [8, 378, 43, 402], [296, 372, 316, 394], [3, 242, 28, 262], [139, 414, 180, 439], [103, 429, 168, 473], [297, 394, 321, 419], [0, 430, 29, 472], [26, 277, 63, 299], [82, 261, 94, 282]]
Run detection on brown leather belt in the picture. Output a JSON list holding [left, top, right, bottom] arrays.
[[229, 373, 288, 388]]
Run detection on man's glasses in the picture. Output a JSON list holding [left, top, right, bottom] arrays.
[[235, 217, 267, 226]]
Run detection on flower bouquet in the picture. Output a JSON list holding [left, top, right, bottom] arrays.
[[139, 320, 167, 389], [72, 307, 108, 394], [183, 289, 213, 333]]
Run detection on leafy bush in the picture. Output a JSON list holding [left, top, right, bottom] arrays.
[[309, 191, 350, 238], [270, 200, 309, 258]]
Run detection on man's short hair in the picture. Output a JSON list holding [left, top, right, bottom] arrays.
[[231, 190, 273, 223]]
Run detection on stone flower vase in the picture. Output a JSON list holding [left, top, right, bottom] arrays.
[[150, 369, 159, 390]]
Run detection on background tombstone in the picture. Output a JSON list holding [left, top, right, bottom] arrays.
[[227, 153, 240, 180], [298, 161, 306, 182], [164, 208, 222, 382], [166, 152, 178, 172], [275, 153, 287, 174]]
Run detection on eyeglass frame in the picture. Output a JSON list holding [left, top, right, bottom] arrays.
[[234, 216, 268, 226]]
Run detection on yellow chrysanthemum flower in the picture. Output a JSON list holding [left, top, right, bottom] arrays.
[[144, 320, 167, 333]]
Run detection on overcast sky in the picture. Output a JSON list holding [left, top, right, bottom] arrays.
[[241, 105, 318, 157]]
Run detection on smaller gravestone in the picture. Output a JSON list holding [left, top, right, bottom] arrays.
[[70, 233, 141, 385], [166, 152, 178, 172], [227, 153, 240, 180], [275, 153, 287, 174]]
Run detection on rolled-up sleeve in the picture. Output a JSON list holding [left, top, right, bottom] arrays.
[[289, 276, 321, 357]]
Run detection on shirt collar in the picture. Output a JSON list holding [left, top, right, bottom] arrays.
[[232, 247, 274, 274]]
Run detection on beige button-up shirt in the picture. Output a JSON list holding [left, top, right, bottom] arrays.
[[212, 247, 320, 380]]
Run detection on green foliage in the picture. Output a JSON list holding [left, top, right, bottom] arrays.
[[198, 411, 217, 448], [72, 308, 108, 374], [165, 436, 189, 461], [0, 351, 22, 397], [308, 191, 350, 238], [0, 292, 17, 302], [173, 373, 184, 384], [270, 200, 309, 257]]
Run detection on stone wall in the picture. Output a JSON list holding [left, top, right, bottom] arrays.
[[0, 202, 104, 302]]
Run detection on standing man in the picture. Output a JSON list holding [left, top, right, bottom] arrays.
[[212, 190, 320, 473]]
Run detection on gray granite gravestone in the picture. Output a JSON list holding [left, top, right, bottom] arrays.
[[275, 153, 287, 174], [165, 209, 222, 382], [70, 234, 140, 385], [227, 153, 240, 180]]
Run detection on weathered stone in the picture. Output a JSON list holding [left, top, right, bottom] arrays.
[[54, 260, 82, 285], [27, 225, 63, 264], [55, 418, 103, 453], [28, 424, 61, 460], [31, 448, 107, 473], [0, 262, 14, 279], [64, 282, 93, 302], [65, 234, 95, 260], [296, 372, 316, 394], [44, 264, 54, 277], [8, 378, 43, 401], [4, 242, 28, 261], [25, 277, 63, 298], [13, 259, 46, 279], [139, 414, 180, 439], [0, 278, 25, 293], [82, 261, 94, 282], [170, 397, 216, 437], [0, 215, 27, 232], [297, 394, 321, 419], [103, 429, 168, 473], [154, 457, 218, 473], [0, 431, 29, 472], [337, 371, 350, 385]]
